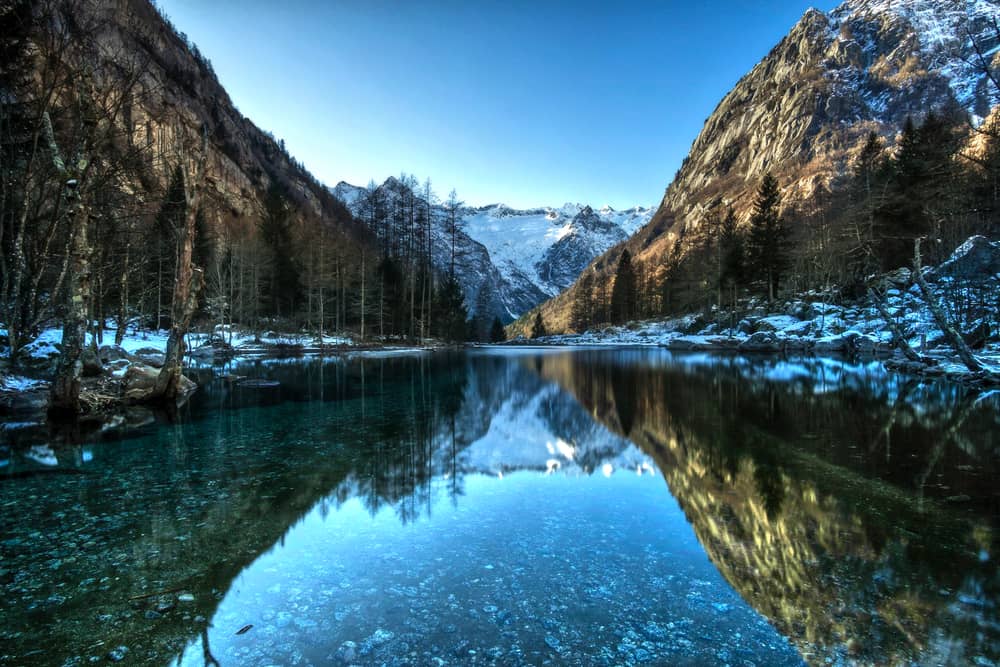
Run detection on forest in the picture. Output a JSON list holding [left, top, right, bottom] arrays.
[[0, 0, 489, 418]]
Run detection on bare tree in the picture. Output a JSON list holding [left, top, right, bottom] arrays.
[[149, 129, 208, 403]]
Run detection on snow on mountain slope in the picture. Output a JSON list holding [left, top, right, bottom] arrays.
[[332, 180, 652, 321], [463, 203, 652, 297], [459, 381, 652, 476], [831, 0, 1000, 121]]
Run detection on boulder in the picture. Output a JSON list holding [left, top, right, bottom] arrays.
[[929, 235, 1000, 282], [783, 336, 813, 352], [738, 331, 782, 353], [849, 333, 879, 355], [98, 345, 129, 363], [0, 388, 48, 415], [133, 347, 165, 368], [665, 337, 700, 351], [15, 347, 57, 375], [81, 347, 104, 377], [882, 267, 911, 288], [785, 301, 809, 319], [814, 335, 850, 354], [124, 363, 196, 403], [783, 320, 813, 337]]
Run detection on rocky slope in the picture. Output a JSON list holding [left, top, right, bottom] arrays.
[[32, 0, 366, 266], [333, 180, 652, 322], [520, 0, 1000, 334]]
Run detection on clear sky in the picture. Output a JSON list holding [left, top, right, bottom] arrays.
[[157, 0, 839, 209]]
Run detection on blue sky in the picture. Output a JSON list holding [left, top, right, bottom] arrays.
[[158, 0, 839, 209]]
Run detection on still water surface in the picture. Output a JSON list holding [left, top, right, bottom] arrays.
[[1, 348, 998, 666]]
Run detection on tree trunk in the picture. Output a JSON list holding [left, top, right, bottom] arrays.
[[912, 238, 990, 374], [148, 138, 207, 403], [360, 251, 366, 339], [869, 288, 925, 364], [115, 234, 129, 346], [49, 201, 91, 419]]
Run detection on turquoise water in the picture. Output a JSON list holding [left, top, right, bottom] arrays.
[[1, 349, 997, 666]]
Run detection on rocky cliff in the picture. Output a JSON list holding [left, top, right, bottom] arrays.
[[33, 0, 365, 258], [518, 0, 1000, 334]]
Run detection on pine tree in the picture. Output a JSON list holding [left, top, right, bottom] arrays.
[[443, 189, 465, 277], [151, 167, 186, 328], [571, 270, 595, 332], [718, 206, 743, 310], [259, 181, 301, 319], [610, 248, 637, 323], [875, 112, 961, 268], [747, 173, 789, 301], [530, 311, 547, 339], [433, 275, 467, 343], [489, 317, 506, 343]]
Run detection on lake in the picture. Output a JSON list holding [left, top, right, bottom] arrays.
[[1, 348, 998, 666]]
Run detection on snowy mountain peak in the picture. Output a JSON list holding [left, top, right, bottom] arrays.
[[330, 178, 652, 320]]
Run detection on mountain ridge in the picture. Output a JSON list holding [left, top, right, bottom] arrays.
[[332, 179, 652, 322], [512, 0, 1000, 336]]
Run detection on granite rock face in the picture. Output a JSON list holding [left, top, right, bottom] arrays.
[[524, 0, 1000, 334]]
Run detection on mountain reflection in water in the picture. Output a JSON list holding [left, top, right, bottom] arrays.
[[0, 349, 997, 666]]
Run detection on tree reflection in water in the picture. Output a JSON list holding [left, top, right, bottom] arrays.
[[535, 349, 1000, 665], [0, 349, 997, 666]]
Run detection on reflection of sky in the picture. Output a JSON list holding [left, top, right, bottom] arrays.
[[177, 471, 800, 666]]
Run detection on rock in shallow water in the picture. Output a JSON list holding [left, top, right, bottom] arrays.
[[106, 645, 128, 662]]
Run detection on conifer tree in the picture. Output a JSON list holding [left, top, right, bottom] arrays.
[[747, 173, 789, 301], [570, 270, 595, 332], [489, 317, 506, 343], [260, 181, 301, 318], [433, 275, 467, 343], [718, 206, 743, 310], [530, 311, 547, 339], [610, 248, 638, 323], [875, 112, 961, 268]]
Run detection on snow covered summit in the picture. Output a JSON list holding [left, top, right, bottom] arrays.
[[332, 180, 652, 322]]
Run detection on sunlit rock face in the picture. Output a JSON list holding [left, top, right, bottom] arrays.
[[538, 350, 1000, 666], [528, 0, 1000, 333]]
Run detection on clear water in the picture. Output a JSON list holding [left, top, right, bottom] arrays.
[[1, 348, 998, 666]]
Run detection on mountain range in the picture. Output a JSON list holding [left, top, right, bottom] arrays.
[[332, 179, 652, 322]]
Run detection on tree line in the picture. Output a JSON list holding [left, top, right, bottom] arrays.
[[0, 0, 484, 419], [552, 108, 1000, 337]]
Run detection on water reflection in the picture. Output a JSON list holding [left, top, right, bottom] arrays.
[[0, 349, 997, 666], [535, 349, 1000, 665]]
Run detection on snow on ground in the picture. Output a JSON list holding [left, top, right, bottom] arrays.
[[4, 323, 356, 363], [0, 375, 47, 391], [524, 283, 999, 378]]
